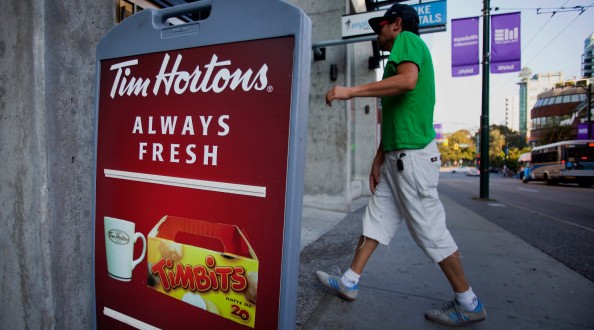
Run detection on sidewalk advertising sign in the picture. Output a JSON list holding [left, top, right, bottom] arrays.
[[341, 0, 447, 38], [93, 1, 311, 329]]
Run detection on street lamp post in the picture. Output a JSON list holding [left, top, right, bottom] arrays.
[[479, 0, 490, 199]]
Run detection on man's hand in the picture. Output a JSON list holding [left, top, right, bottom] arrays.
[[325, 86, 352, 106], [369, 149, 385, 194]]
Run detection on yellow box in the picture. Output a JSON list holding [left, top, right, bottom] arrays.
[[147, 216, 258, 328]]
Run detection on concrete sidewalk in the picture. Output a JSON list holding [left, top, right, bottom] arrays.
[[297, 194, 594, 329]]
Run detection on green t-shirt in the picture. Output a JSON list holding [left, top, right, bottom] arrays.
[[381, 31, 436, 151]]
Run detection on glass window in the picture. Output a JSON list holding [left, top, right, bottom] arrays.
[[554, 96, 563, 104], [579, 94, 587, 102], [570, 94, 580, 102], [562, 95, 571, 103], [533, 148, 559, 163]]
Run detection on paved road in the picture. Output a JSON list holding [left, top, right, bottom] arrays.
[[438, 172, 594, 282]]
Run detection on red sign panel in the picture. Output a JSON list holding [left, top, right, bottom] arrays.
[[95, 37, 294, 329]]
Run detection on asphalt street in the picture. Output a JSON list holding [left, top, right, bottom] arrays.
[[438, 172, 594, 282]]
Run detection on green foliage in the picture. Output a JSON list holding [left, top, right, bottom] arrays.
[[484, 125, 528, 172], [439, 125, 528, 171], [438, 129, 476, 166]]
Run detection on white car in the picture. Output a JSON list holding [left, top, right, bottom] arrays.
[[465, 167, 480, 176], [451, 167, 471, 174]]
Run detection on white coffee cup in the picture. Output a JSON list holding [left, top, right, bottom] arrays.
[[104, 217, 146, 281]]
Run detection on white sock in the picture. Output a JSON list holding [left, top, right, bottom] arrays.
[[455, 287, 479, 311], [340, 268, 360, 288]]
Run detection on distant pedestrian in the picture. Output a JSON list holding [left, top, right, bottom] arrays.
[[317, 4, 487, 327]]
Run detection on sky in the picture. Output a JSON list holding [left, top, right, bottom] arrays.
[[413, 0, 594, 134]]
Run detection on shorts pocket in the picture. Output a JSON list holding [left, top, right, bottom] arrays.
[[412, 153, 441, 197]]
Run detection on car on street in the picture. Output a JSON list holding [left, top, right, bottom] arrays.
[[451, 166, 469, 174], [451, 167, 479, 175]]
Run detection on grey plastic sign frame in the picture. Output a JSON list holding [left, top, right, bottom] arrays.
[[92, 0, 311, 328]]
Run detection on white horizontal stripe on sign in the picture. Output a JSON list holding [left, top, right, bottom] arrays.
[[103, 307, 161, 330], [104, 169, 266, 198]]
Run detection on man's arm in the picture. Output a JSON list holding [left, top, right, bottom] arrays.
[[325, 61, 418, 106]]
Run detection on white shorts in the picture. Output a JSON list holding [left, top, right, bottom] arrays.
[[362, 140, 458, 263]]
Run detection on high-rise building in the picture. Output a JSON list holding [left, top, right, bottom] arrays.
[[505, 96, 518, 132], [582, 32, 594, 78]]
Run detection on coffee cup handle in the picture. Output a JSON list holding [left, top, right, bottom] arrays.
[[131, 233, 146, 271]]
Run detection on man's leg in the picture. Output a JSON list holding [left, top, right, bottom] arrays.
[[317, 154, 398, 301], [350, 235, 379, 274], [315, 235, 379, 301], [438, 250, 469, 293], [388, 141, 486, 326]]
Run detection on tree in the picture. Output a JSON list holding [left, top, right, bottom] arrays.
[[488, 124, 529, 173], [489, 127, 506, 169], [438, 129, 476, 167]]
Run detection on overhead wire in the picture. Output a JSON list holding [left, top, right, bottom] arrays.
[[520, 0, 569, 51], [522, 12, 583, 71], [490, 1, 588, 92]]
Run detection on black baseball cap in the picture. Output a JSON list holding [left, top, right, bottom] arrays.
[[368, 4, 420, 34]]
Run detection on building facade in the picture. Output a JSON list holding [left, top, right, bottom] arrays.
[[517, 72, 564, 141], [529, 82, 591, 144]]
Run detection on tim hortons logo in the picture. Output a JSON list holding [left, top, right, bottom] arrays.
[[108, 53, 270, 98], [108, 229, 130, 245]]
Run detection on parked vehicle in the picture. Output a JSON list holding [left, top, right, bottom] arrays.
[[451, 166, 471, 174], [465, 167, 480, 176], [523, 140, 594, 187]]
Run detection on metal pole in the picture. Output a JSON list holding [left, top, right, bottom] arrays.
[[480, 0, 490, 199], [587, 83, 592, 140]]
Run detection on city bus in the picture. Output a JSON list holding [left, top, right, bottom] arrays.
[[518, 152, 531, 180], [523, 140, 594, 187]]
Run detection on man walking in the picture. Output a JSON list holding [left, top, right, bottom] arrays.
[[317, 4, 487, 327]]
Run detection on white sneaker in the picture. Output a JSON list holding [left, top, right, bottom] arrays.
[[315, 270, 358, 302]]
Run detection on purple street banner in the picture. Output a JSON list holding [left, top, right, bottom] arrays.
[[451, 17, 479, 77], [577, 123, 593, 140], [491, 12, 521, 74], [434, 123, 443, 140]]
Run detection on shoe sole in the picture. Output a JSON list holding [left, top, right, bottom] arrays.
[[335, 291, 356, 302], [424, 314, 486, 327]]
